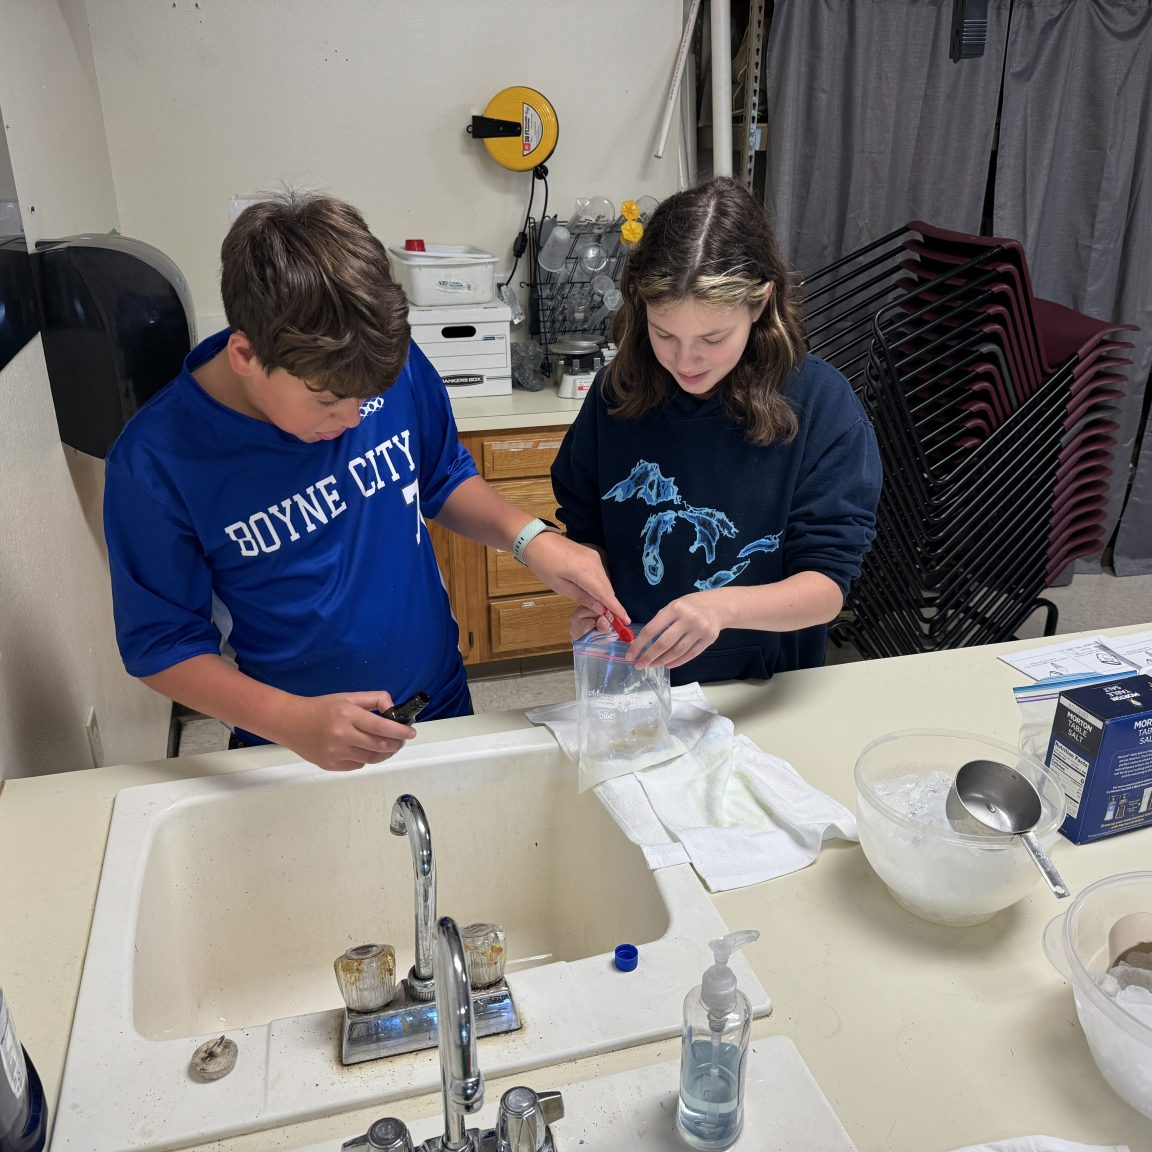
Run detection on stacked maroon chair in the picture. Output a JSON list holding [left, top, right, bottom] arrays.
[[798, 222, 1138, 659], [906, 222, 1136, 586]]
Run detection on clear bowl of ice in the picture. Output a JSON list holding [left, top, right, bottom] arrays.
[[854, 728, 1066, 926], [1043, 872, 1152, 1118]]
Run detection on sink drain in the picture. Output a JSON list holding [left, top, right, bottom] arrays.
[[190, 1035, 238, 1081]]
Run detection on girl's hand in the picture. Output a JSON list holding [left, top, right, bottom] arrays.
[[630, 592, 727, 670]]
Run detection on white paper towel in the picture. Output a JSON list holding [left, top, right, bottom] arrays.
[[527, 684, 857, 892]]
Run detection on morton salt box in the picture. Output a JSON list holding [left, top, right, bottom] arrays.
[[1045, 674, 1152, 844]]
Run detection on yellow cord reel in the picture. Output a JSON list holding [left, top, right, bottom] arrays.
[[467, 86, 559, 173]]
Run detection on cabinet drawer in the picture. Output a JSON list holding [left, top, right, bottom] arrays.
[[488, 549, 547, 596], [480, 434, 565, 480], [488, 594, 574, 655], [490, 477, 558, 514], [486, 478, 559, 597]]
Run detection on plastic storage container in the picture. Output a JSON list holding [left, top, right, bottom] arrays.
[[854, 728, 1066, 926], [385, 244, 496, 307], [1043, 872, 1152, 1118]]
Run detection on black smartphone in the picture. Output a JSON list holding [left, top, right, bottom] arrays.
[[377, 691, 430, 725]]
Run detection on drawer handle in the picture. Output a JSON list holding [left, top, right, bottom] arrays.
[[492, 440, 564, 453]]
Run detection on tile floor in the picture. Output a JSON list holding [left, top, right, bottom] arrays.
[[174, 569, 1152, 756]]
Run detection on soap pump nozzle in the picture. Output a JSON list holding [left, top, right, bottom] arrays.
[[700, 929, 759, 1028]]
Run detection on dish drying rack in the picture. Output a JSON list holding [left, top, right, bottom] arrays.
[[528, 217, 626, 364]]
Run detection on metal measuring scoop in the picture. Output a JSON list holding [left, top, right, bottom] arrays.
[[945, 759, 1070, 900]]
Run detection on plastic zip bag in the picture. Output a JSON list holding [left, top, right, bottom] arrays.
[[574, 629, 685, 792], [1014, 671, 1131, 763]]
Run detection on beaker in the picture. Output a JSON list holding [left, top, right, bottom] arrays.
[[578, 240, 608, 275], [537, 223, 572, 274]]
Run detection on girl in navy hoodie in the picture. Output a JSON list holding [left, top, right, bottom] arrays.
[[551, 176, 882, 685]]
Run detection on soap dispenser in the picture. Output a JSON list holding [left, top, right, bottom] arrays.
[[676, 929, 759, 1151]]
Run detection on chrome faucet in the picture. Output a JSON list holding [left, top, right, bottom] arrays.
[[390, 794, 436, 1001], [432, 916, 484, 1150], [336, 795, 520, 1066], [342, 915, 563, 1152]]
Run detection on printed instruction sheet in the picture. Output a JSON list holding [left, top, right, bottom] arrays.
[[999, 630, 1152, 681]]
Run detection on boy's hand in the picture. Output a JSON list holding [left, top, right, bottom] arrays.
[[568, 604, 614, 642], [282, 691, 417, 772], [523, 534, 629, 625]]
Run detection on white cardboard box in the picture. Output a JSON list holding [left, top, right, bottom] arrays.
[[409, 300, 512, 397]]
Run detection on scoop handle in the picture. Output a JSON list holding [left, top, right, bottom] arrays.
[[1020, 830, 1070, 899]]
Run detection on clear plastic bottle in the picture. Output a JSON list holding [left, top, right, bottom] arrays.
[[0, 987, 47, 1152], [676, 930, 759, 1151]]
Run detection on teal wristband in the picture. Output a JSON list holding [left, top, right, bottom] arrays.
[[512, 518, 560, 565]]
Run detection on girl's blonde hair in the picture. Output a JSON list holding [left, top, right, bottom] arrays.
[[606, 176, 805, 445]]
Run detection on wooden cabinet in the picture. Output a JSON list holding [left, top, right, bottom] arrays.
[[430, 426, 575, 665]]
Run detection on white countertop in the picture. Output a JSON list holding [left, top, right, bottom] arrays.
[[448, 385, 585, 433], [3, 627, 1151, 1151]]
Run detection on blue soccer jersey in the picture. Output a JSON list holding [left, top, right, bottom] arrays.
[[104, 329, 477, 738]]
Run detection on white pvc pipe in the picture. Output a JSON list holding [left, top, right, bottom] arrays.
[[655, 0, 701, 159], [710, 0, 733, 176], [681, 47, 698, 188]]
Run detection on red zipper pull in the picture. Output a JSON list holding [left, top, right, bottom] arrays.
[[605, 612, 634, 642]]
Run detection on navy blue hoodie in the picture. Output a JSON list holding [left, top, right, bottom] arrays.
[[552, 354, 882, 684]]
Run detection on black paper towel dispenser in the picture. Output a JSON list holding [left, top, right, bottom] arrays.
[[34, 234, 194, 458], [0, 235, 39, 375]]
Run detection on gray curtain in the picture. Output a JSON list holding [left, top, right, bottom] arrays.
[[993, 0, 1152, 574], [764, 0, 1152, 575], [762, 0, 1011, 279]]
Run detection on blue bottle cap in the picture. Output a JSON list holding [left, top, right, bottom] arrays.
[[614, 944, 638, 972]]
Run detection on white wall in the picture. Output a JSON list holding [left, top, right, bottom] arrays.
[[0, 0, 173, 779], [86, 0, 685, 318]]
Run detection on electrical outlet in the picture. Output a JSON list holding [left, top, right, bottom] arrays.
[[228, 195, 264, 223], [84, 706, 103, 769]]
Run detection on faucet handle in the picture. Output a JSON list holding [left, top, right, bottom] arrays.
[[536, 1091, 564, 1128], [341, 1116, 415, 1151], [367, 1118, 416, 1151], [495, 1086, 564, 1152], [334, 944, 398, 1013]]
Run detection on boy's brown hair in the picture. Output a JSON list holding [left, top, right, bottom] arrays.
[[221, 191, 410, 399]]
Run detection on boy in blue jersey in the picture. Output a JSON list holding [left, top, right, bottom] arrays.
[[104, 192, 626, 772], [553, 177, 880, 683]]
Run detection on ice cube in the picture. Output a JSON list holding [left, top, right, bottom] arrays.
[[874, 771, 955, 829], [1099, 972, 1122, 997], [1113, 962, 1152, 994], [1115, 985, 1152, 1028]]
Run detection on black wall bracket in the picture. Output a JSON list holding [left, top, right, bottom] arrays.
[[466, 115, 521, 140], [950, 0, 989, 61]]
